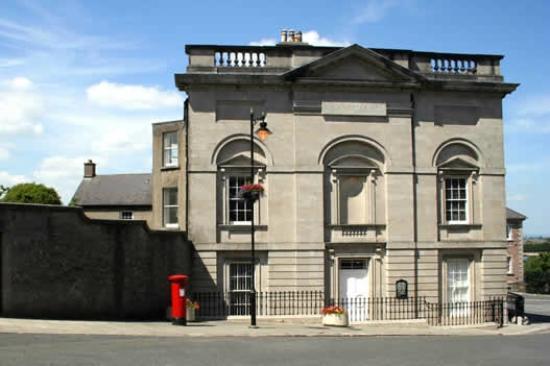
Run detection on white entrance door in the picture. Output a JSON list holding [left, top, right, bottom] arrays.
[[447, 258, 470, 316], [339, 259, 369, 322]]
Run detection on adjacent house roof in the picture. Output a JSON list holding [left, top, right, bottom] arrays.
[[506, 207, 527, 221], [73, 173, 152, 207]]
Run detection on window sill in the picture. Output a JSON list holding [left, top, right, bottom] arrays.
[[439, 223, 482, 229], [161, 165, 180, 171], [328, 224, 386, 229], [218, 224, 268, 231]]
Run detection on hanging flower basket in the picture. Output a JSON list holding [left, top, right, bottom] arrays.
[[239, 184, 264, 202], [321, 305, 348, 327]]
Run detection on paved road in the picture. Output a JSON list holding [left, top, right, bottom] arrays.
[[0, 333, 549, 366]]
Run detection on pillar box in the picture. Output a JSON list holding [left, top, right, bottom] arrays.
[[168, 274, 189, 325]]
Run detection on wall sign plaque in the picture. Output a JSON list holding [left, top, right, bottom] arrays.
[[396, 279, 408, 299]]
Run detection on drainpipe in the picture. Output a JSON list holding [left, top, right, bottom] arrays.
[[410, 92, 419, 318], [184, 98, 190, 234]]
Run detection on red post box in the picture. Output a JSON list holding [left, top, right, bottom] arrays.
[[168, 274, 188, 325]]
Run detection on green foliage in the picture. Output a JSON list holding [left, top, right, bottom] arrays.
[[524, 253, 550, 294], [524, 242, 550, 253], [2, 182, 62, 205], [0, 185, 8, 199], [68, 196, 80, 207]]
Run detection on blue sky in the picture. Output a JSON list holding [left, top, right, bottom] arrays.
[[0, 0, 549, 235]]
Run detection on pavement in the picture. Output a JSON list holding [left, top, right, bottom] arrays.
[[2, 293, 549, 339], [1, 317, 549, 338]]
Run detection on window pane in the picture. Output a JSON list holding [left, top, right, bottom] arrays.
[[163, 132, 178, 166], [163, 188, 178, 226]]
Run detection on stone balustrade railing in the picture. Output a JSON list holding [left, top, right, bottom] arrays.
[[186, 45, 503, 80]]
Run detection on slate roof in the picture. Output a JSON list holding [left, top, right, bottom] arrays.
[[506, 207, 527, 221], [73, 173, 152, 207]]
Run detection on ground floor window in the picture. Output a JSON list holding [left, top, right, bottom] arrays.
[[163, 187, 178, 228], [229, 262, 253, 316], [120, 211, 133, 220]]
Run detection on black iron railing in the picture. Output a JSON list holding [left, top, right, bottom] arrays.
[[425, 298, 504, 327], [191, 291, 504, 327]]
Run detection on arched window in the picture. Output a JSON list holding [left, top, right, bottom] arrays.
[[322, 138, 386, 242], [434, 141, 481, 225], [214, 137, 269, 225]]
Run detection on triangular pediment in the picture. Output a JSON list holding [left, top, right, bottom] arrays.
[[218, 154, 265, 167], [438, 156, 478, 170], [284, 44, 423, 83]]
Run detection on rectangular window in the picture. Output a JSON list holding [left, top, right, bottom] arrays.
[[340, 259, 367, 270], [507, 256, 513, 274], [507, 225, 513, 240], [445, 177, 468, 223], [163, 131, 178, 167], [228, 176, 252, 224], [229, 263, 253, 316], [120, 211, 133, 220], [163, 187, 178, 228]]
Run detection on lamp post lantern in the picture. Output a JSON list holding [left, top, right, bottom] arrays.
[[248, 109, 271, 328]]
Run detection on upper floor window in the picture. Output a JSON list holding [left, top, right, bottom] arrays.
[[435, 141, 481, 226], [228, 176, 252, 224], [163, 131, 178, 167], [445, 177, 468, 224], [506, 224, 513, 240], [507, 256, 513, 274], [163, 187, 178, 228]]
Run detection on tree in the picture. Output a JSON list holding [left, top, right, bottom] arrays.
[[1, 182, 62, 205], [524, 253, 550, 294]]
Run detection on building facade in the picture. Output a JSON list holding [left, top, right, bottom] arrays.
[[74, 33, 519, 308], [157, 33, 518, 306], [506, 208, 527, 291]]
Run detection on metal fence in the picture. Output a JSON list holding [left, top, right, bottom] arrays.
[[191, 291, 504, 327], [424, 298, 504, 327]]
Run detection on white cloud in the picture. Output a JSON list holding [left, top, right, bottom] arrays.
[[0, 57, 25, 68], [508, 93, 550, 134], [508, 194, 528, 202], [249, 30, 349, 47], [302, 31, 350, 47], [32, 155, 104, 203], [353, 0, 400, 24], [249, 38, 277, 46], [86, 81, 182, 110], [0, 171, 27, 186], [0, 77, 44, 135]]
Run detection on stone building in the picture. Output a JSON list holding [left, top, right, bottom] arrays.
[[74, 31, 519, 310], [506, 208, 527, 291]]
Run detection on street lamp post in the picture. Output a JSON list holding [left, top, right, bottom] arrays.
[[248, 109, 271, 328]]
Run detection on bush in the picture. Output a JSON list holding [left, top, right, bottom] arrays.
[[524, 253, 550, 294], [2, 183, 62, 205]]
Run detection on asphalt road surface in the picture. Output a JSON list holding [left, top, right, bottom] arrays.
[[0, 333, 549, 366], [523, 293, 550, 323]]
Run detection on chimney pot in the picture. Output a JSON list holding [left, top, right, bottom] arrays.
[[84, 159, 96, 178], [280, 29, 288, 43], [288, 30, 295, 43]]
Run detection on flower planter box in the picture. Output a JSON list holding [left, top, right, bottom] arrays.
[[186, 306, 196, 322], [322, 313, 349, 327]]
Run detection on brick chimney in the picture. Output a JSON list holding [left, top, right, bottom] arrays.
[[84, 159, 96, 178]]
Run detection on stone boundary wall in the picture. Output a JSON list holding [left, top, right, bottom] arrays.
[[0, 203, 192, 320]]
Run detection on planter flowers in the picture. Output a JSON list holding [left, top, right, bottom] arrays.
[[186, 299, 200, 322], [321, 305, 349, 327], [239, 183, 264, 202]]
